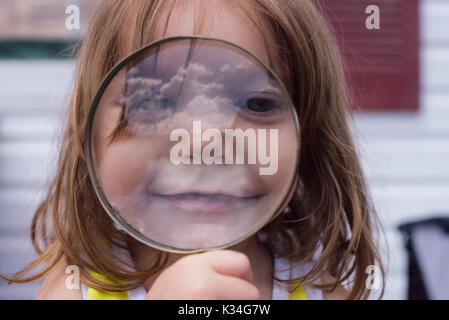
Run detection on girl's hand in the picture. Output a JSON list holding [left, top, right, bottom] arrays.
[[145, 250, 260, 300]]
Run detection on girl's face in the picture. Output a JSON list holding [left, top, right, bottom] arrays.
[[90, 1, 298, 250]]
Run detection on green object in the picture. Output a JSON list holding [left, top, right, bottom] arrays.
[[0, 39, 80, 59]]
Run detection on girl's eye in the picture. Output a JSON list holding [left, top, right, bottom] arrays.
[[108, 94, 177, 141], [126, 95, 177, 124], [138, 96, 176, 112], [246, 97, 278, 113], [234, 92, 285, 119]]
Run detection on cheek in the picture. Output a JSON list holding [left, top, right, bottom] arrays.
[[98, 142, 147, 198], [267, 173, 299, 223], [97, 137, 166, 199], [258, 125, 298, 190]]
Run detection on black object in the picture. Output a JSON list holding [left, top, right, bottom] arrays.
[[398, 217, 449, 300]]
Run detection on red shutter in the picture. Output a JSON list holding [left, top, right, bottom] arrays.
[[317, 0, 420, 111]]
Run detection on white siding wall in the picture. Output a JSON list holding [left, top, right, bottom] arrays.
[[0, 0, 448, 299], [0, 61, 74, 299], [353, 0, 449, 299]]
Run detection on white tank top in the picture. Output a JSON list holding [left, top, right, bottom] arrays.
[[81, 257, 323, 300], [271, 257, 323, 299]]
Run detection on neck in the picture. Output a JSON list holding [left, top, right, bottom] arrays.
[[229, 235, 274, 299]]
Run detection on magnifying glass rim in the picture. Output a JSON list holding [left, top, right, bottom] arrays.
[[83, 35, 301, 254]]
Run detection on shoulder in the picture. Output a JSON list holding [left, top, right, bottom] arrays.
[[35, 258, 83, 300]]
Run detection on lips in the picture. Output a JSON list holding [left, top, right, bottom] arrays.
[[140, 160, 269, 214], [151, 191, 264, 213]]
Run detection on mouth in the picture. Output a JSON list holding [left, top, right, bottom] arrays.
[[151, 191, 265, 212]]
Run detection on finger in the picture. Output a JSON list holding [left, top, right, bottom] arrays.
[[215, 274, 260, 300], [206, 250, 254, 282]]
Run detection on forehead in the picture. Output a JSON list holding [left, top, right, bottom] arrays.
[[153, 0, 270, 66], [143, 40, 265, 82]]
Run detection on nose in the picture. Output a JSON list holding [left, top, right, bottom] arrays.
[[190, 120, 226, 165], [168, 93, 250, 165], [168, 117, 234, 166]]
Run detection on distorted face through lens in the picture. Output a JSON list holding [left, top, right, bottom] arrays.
[[87, 37, 299, 252]]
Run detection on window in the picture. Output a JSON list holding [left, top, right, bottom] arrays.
[[318, 0, 420, 111], [0, 0, 101, 59]]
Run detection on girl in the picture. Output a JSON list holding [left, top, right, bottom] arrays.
[[4, 0, 384, 299]]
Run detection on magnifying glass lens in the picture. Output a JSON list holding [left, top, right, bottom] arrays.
[[86, 37, 300, 253]]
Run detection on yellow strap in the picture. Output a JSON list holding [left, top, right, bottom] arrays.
[[287, 257, 308, 300], [87, 271, 130, 300], [288, 282, 308, 300], [87, 271, 308, 300]]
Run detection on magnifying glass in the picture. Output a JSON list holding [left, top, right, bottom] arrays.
[[84, 36, 300, 253]]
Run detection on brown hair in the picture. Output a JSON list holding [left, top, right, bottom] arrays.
[[2, 0, 385, 299]]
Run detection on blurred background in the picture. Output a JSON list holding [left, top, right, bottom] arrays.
[[0, 0, 448, 299]]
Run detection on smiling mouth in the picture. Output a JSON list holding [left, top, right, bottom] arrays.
[[151, 192, 264, 212]]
